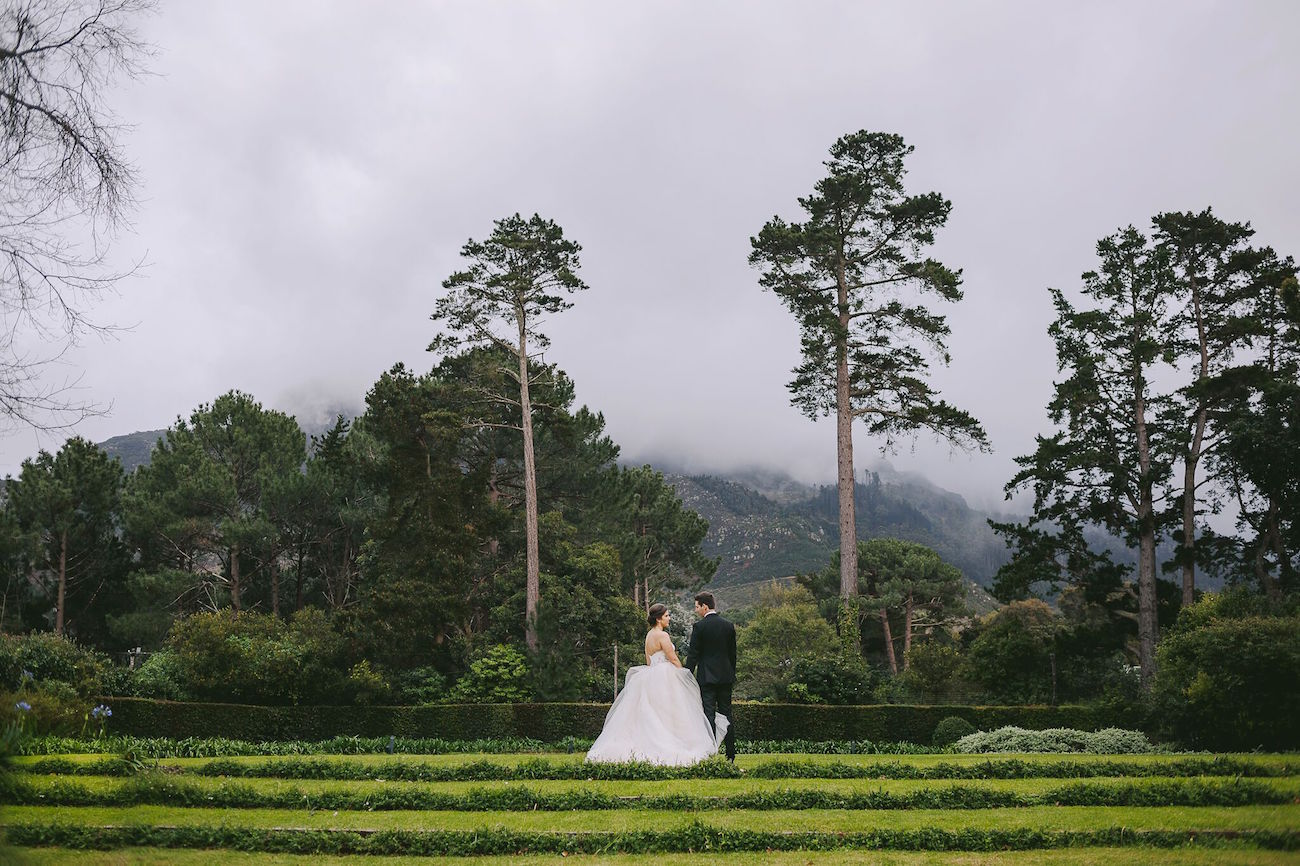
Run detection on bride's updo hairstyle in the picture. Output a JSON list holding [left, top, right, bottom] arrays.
[[647, 603, 668, 628]]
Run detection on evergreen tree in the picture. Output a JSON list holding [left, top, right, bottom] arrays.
[[123, 391, 305, 618], [350, 364, 496, 673], [6, 436, 126, 638], [431, 214, 587, 650], [1215, 273, 1300, 597], [750, 130, 988, 630], [1153, 208, 1288, 605], [1006, 227, 1177, 687], [606, 465, 716, 611]]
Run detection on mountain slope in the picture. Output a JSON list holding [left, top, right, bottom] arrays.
[[663, 467, 1013, 590]]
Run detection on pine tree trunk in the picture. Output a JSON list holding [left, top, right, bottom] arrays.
[[1181, 448, 1202, 608], [1182, 272, 1209, 608], [486, 468, 500, 557], [1261, 499, 1284, 602], [1134, 390, 1159, 688], [880, 607, 898, 675], [295, 544, 305, 612], [230, 545, 242, 614], [835, 259, 857, 602], [902, 594, 914, 670], [518, 314, 540, 651], [270, 554, 280, 618], [55, 528, 67, 636]]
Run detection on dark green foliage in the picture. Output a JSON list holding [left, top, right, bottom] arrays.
[[961, 601, 1060, 704], [7, 822, 1297, 855], [932, 715, 976, 746], [448, 645, 530, 703], [736, 583, 839, 700], [4, 437, 130, 644], [119, 391, 307, 633], [786, 654, 875, 705], [748, 131, 986, 450], [3, 773, 1282, 811], [85, 696, 1129, 743], [1151, 593, 1300, 750], [162, 609, 358, 705], [0, 631, 120, 695]]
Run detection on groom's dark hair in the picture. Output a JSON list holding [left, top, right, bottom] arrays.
[[694, 591, 715, 610]]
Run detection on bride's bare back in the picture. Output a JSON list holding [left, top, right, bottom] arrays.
[[645, 626, 683, 666]]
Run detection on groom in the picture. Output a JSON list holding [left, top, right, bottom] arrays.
[[685, 591, 736, 762]]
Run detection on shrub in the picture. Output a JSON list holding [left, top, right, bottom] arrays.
[[448, 645, 530, 703], [736, 583, 840, 701], [1152, 604, 1300, 750], [128, 651, 191, 701], [392, 666, 448, 705], [954, 725, 1155, 754], [345, 661, 390, 706], [961, 601, 1060, 704], [1, 685, 88, 736], [932, 715, 976, 747], [785, 655, 874, 705], [164, 608, 352, 705], [901, 642, 963, 700], [0, 632, 119, 696]]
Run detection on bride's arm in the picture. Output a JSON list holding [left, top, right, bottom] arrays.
[[659, 633, 684, 668]]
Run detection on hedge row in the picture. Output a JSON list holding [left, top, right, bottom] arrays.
[[98, 697, 1127, 743], [118, 755, 1288, 782], [17, 735, 941, 759], [2, 776, 1283, 811], [6, 823, 1298, 854]]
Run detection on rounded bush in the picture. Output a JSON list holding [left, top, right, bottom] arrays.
[[953, 725, 1155, 754], [0, 632, 117, 695], [931, 715, 976, 747], [1152, 610, 1300, 750]]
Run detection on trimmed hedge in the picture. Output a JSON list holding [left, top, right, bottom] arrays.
[[6, 823, 1299, 854], [82, 755, 1282, 782], [98, 697, 1127, 743], [1, 775, 1284, 811]]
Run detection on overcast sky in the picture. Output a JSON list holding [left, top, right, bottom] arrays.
[[2, 0, 1296, 512]]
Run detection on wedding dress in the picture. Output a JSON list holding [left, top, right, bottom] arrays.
[[585, 650, 729, 765]]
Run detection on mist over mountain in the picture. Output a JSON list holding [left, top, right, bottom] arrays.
[[94, 426, 1189, 604]]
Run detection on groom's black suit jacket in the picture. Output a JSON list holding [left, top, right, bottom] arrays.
[[686, 612, 737, 685]]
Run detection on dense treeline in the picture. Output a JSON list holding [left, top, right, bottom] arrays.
[[0, 345, 713, 705]]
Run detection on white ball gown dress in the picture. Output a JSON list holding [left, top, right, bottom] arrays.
[[585, 650, 729, 765]]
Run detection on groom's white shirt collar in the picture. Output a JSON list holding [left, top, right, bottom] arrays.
[[704, 610, 717, 616]]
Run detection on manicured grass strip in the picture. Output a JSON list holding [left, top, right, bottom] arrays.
[[18, 771, 1300, 800], [6, 822, 1300, 854], [166, 756, 1298, 783], [16, 849, 1300, 866], [5, 805, 1299, 833], [3, 774, 1291, 811]]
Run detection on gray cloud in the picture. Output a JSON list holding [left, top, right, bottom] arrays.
[[3, 0, 1296, 514]]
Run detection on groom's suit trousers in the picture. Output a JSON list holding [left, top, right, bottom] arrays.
[[699, 682, 735, 761]]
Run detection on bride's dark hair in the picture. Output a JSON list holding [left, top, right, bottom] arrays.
[[647, 603, 668, 627]]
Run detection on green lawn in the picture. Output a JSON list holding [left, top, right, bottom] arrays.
[[10, 849, 1300, 866], [13, 771, 1300, 799], [5, 803, 1298, 832], [6, 750, 1298, 862]]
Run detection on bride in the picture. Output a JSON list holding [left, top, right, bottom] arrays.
[[586, 603, 728, 765]]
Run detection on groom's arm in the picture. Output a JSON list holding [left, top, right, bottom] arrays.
[[727, 622, 737, 674], [686, 624, 699, 673]]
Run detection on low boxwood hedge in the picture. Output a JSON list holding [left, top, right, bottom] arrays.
[[7, 823, 1299, 854], [98, 697, 1128, 743]]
